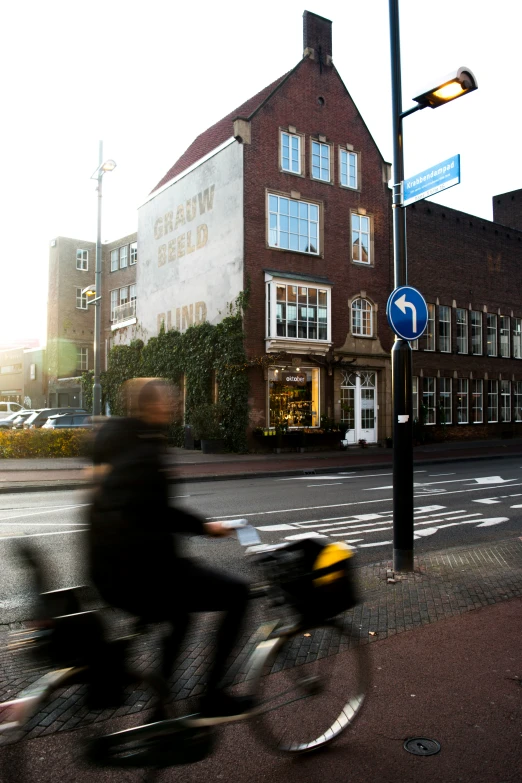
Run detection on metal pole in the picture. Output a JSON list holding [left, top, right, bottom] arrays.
[[389, 0, 413, 571], [93, 140, 103, 416]]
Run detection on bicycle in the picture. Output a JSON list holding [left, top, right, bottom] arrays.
[[0, 526, 370, 775]]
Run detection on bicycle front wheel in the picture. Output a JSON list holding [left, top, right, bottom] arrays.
[[251, 619, 369, 754]]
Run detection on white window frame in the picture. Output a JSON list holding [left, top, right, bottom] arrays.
[[110, 289, 119, 321], [487, 379, 498, 422], [422, 377, 436, 425], [514, 381, 522, 422], [456, 308, 468, 354], [130, 284, 137, 302], [76, 248, 88, 271], [280, 131, 302, 175], [265, 276, 331, 344], [119, 286, 129, 305], [424, 303, 435, 351], [457, 379, 469, 423], [130, 241, 137, 265], [110, 249, 119, 272], [75, 287, 87, 310], [500, 380, 511, 422], [267, 193, 320, 255], [439, 305, 451, 353], [340, 148, 358, 189], [439, 377, 452, 424], [487, 313, 498, 357], [351, 213, 371, 265], [120, 246, 128, 269], [471, 310, 483, 355], [500, 315, 510, 358], [513, 318, 522, 359], [472, 379, 483, 424], [311, 140, 331, 182], [351, 298, 373, 337], [77, 347, 88, 372]]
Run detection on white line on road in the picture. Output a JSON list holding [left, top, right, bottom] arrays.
[[0, 529, 87, 542], [428, 473, 456, 476], [0, 504, 88, 523], [307, 482, 344, 487], [0, 522, 86, 526]]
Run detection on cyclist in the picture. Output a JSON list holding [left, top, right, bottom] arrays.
[[88, 378, 252, 719]]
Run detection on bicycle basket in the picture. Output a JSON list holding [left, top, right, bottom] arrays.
[[272, 538, 358, 621]]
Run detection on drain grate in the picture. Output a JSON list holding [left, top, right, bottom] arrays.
[[404, 737, 441, 756]]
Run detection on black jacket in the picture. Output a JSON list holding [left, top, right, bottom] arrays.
[[88, 417, 205, 613]]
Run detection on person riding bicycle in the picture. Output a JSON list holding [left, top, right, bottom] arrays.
[[88, 378, 252, 719]]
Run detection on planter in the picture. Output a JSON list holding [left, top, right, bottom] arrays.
[[201, 438, 226, 454]]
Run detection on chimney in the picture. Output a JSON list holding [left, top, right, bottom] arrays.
[[303, 10, 333, 64]]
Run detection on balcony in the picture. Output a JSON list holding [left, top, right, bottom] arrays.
[[111, 299, 137, 330]]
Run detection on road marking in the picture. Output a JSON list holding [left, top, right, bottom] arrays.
[[307, 482, 344, 487], [0, 529, 87, 542], [257, 524, 296, 531], [511, 504, 522, 508], [476, 518, 509, 527], [365, 475, 516, 492], [278, 475, 349, 481], [428, 473, 456, 476], [473, 498, 501, 504], [0, 504, 88, 522], [414, 527, 438, 538], [0, 522, 86, 526], [284, 532, 328, 540], [359, 540, 392, 548]]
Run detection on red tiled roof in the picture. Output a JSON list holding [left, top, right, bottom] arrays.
[[150, 70, 292, 194]]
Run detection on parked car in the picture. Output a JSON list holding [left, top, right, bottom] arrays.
[[0, 410, 35, 430], [42, 413, 93, 430], [23, 408, 87, 429], [0, 402, 25, 422]]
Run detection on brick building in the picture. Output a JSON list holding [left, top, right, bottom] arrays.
[[47, 233, 137, 407]]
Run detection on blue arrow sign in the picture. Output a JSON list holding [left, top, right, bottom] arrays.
[[387, 286, 428, 341]]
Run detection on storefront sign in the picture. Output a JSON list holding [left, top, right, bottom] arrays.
[[282, 372, 307, 386]]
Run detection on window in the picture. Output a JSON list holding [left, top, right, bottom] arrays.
[[423, 303, 435, 351], [351, 213, 371, 264], [110, 249, 119, 272], [411, 338, 418, 350], [439, 305, 451, 352], [76, 248, 88, 271], [281, 131, 301, 174], [77, 347, 88, 372], [501, 380, 511, 422], [456, 308, 468, 354], [130, 241, 137, 265], [514, 381, 522, 422], [351, 298, 373, 337], [268, 367, 319, 428], [76, 287, 87, 309], [487, 313, 497, 356], [439, 378, 452, 424], [119, 286, 129, 305], [472, 380, 483, 423], [268, 282, 329, 341], [487, 380, 498, 422], [471, 311, 482, 355], [457, 379, 469, 423], [513, 318, 522, 359], [500, 315, 510, 357], [412, 376, 418, 421], [340, 149, 358, 189], [311, 140, 330, 181], [422, 377, 436, 425], [110, 289, 119, 320], [130, 284, 137, 302], [120, 246, 128, 269], [268, 194, 319, 254]]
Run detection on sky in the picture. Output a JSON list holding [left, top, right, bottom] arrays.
[[1, 0, 520, 346]]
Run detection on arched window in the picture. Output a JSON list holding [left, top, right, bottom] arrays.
[[351, 298, 373, 337]]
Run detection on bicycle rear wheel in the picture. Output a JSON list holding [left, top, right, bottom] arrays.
[[251, 619, 369, 753]]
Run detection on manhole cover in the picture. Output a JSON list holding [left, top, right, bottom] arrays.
[[404, 737, 441, 756]]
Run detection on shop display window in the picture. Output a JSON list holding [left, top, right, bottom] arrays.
[[268, 367, 319, 428]]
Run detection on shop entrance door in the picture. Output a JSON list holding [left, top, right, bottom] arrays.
[[341, 371, 377, 443]]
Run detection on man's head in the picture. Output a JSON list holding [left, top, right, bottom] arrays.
[[123, 378, 174, 426]]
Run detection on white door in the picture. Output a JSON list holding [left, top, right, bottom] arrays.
[[341, 371, 377, 444]]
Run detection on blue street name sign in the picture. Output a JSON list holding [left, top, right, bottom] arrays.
[[402, 154, 460, 207], [386, 286, 428, 341]]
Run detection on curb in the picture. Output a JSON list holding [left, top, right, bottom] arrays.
[[0, 447, 521, 493]]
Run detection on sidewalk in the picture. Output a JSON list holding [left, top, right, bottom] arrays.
[[1, 436, 522, 493], [1, 536, 521, 781]]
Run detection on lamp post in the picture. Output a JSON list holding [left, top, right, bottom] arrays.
[[90, 142, 116, 416], [388, 0, 477, 571]]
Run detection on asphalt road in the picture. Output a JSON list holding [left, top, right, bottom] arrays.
[[1, 456, 521, 624]]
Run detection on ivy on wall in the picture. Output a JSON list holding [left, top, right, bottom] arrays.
[[81, 293, 249, 452]]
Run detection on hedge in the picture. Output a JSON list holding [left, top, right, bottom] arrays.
[[0, 429, 92, 459]]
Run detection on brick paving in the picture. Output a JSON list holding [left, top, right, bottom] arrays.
[[1, 537, 521, 743]]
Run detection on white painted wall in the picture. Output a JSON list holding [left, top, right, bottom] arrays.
[[137, 141, 244, 338]]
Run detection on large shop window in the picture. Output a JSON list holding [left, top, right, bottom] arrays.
[[268, 194, 319, 254], [268, 368, 319, 428], [266, 280, 330, 342]]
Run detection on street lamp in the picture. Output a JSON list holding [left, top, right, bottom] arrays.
[[388, 0, 477, 572], [90, 142, 116, 416]]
